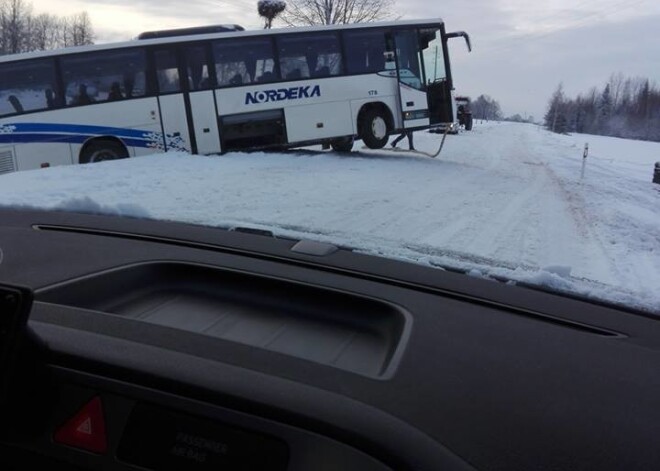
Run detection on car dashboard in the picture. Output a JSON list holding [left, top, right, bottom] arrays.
[[0, 208, 659, 471]]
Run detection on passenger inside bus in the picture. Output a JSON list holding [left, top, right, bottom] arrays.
[[314, 66, 331, 77], [123, 76, 135, 99], [7, 95, 23, 114], [108, 82, 123, 101], [286, 69, 302, 80], [45, 89, 56, 108], [72, 84, 94, 106]]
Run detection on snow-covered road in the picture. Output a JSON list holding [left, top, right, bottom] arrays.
[[1, 122, 659, 312]]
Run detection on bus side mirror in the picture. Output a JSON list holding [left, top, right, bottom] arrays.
[[446, 31, 472, 52]]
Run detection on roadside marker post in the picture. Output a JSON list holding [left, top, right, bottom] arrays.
[[580, 143, 589, 180]]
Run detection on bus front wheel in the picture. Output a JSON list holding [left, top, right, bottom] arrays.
[[359, 109, 389, 149], [80, 140, 128, 164]]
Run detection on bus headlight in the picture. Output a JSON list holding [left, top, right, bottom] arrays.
[[403, 110, 429, 121]]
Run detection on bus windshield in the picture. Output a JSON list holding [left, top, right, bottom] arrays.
[[421, 28, 446, 84]]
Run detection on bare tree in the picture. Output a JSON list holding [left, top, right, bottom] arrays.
[[27, 13, 59, 51], [544, 83, 568, 133], [61, 12, 94, 47], [608, 72, 625, 110], [258, 0, 286, 29], [0, 0, 95, 55], [472, 94, 503, 121], [0, 0, 32, 54], [281, 0, 394, 26]]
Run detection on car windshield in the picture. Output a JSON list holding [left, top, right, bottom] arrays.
[[0, 1, 658, 315]]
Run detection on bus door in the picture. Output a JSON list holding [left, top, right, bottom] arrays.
[[152, 45, 221, 154], [152, 48, 192, 152], [390, 30, 430, 129], [180, 44, 221, 154], [421, 28, 455, 126]]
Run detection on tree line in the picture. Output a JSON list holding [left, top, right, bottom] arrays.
[[470, 94, 503, 121], [544, 73, 660, 142], [0, 0, 94, 56]]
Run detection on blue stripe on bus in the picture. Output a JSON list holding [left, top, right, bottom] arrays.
[[0, 122, 190, 151], [0, 133, 152, 149], [2, 122, 154, 140]]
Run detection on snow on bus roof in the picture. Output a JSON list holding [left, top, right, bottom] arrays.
[[0, 18, 444, 64]]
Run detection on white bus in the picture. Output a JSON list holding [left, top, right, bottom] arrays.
[[0, 19, 470, 173]]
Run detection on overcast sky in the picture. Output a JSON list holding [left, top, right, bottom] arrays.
[[31, 0, 660, 120]]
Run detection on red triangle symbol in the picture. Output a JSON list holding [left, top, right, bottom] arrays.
[[54, 396, 107, 454], [76, 417, 92, 435]]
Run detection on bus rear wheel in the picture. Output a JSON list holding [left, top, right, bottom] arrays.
[[359, 109, 389, 149], [80, 140, 128, 164]]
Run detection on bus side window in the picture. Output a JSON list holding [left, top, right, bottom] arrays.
[[184, 45, 212, 91], [277, 36, 310, 80], [214, 45, 250, 86], [154, 49, 181, 94], [392, 30, 424, 90], [60, 48, 147, 106], [213, 38, 277, 86], [0, 59, 56, 116], [342, 30, 387, 75], [276, 33, 343, 81]]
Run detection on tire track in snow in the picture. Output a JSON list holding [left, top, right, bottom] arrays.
[[423, 124, 623, 285]]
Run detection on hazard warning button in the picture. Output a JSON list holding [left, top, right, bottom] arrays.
[[54, 396, 108, 454]]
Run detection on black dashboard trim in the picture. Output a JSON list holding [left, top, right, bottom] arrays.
[[36, 323, 477, 471]]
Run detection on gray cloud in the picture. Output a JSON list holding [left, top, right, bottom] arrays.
[[90, 0, 256, 24], [453, 13, 660, 119]]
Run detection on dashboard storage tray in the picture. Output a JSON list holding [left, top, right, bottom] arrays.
[[37, 262, 410, 378]]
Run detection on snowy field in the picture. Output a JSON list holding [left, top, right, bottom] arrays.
[[1, 122, 659, 313]]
